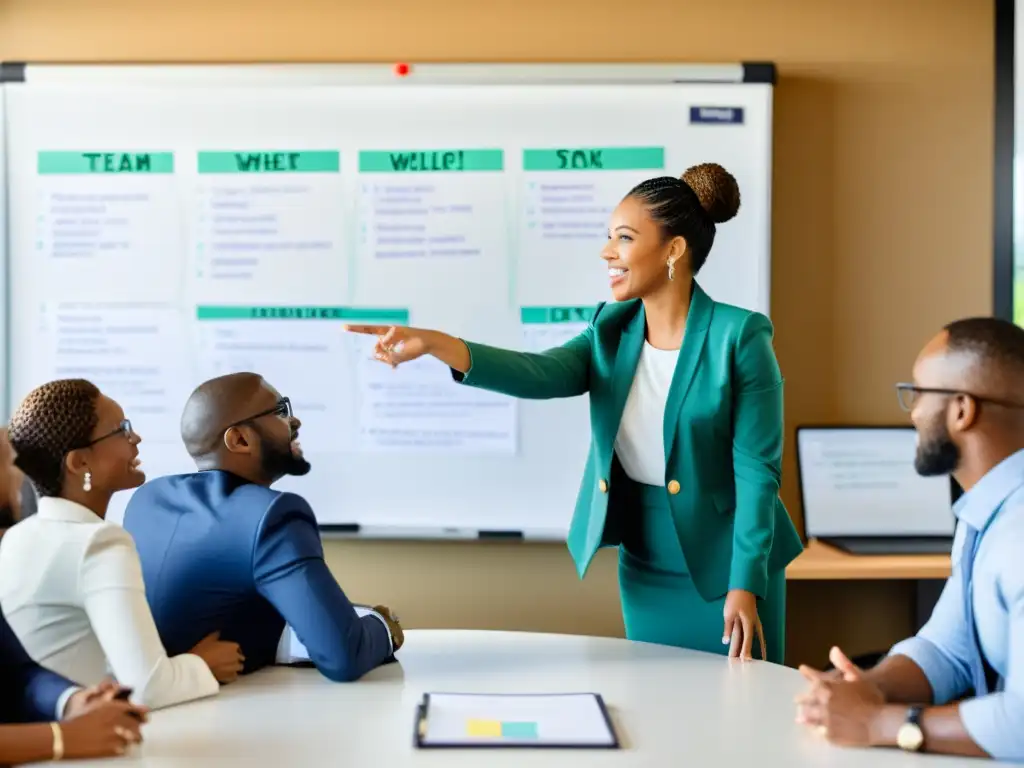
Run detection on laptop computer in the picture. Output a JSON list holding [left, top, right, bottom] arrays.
[[795, 425, 956, 555]]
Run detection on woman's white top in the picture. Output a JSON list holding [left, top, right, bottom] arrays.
[[0, 496, 218, 709], [614, 341, 680, 486]]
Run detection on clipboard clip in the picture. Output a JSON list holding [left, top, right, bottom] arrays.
[[414, 700, 428, 744]]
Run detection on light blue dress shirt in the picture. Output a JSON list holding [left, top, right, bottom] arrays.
[[890, 449, 1024, 761]]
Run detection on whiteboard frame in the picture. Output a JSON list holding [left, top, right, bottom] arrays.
[[5, 61, 774, 87], [0, 61, 776, 540]]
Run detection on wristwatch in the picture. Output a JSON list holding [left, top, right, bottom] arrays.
[[896, 706, 924, 752]]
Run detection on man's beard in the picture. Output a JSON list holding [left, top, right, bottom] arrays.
[[254, 425, 311, 480], [0, 504, 14, 528], [914, 420, 960, 477]]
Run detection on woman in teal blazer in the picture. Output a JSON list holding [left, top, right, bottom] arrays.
[[347, 163, 804, 663]]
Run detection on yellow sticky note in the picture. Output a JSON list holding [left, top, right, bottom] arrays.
[[466, 719, 502, 737]]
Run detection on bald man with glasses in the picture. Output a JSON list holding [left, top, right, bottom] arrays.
[[122, 373, 403, 684]]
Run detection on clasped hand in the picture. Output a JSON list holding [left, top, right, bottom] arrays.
[[62, 679, 149, 759], [795, 646, 886, 746]]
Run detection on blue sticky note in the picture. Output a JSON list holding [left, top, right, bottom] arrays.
[[501, 721, 538, 739]]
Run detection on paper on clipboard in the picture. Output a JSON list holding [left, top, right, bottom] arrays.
[[415, 692, 619, 749]]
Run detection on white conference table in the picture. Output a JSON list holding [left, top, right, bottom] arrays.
[[64, 629, 998, 766]]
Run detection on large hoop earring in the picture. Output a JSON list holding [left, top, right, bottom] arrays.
[[667, 260, 676, 281], [82, 471, 92, 493]]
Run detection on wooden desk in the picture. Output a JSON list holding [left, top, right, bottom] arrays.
[[785, 539, 951, 656], [787, 538, 951, 581]]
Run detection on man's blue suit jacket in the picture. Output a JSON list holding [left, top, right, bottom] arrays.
[[122, 470, 393, 682], [0, 605, 74, 722]]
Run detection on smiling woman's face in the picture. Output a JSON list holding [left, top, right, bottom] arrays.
[[69, 394, 145, 496], [601, 195, 685, 302]]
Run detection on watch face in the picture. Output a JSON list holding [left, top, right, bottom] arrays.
[[897, 723, 924, 751]]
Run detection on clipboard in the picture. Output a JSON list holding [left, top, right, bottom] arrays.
[[413, 692, 620, 749]]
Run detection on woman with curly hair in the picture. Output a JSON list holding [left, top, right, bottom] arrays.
[[0, 379, 244, 710]]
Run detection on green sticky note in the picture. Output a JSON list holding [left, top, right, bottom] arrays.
[[197, 151, 339, 174], [523, 146, 664, 172], [38, 151, 174, 174], [359, 149, 503, 173], [195, 306, 409, 323], [520, 306, 597, 324]]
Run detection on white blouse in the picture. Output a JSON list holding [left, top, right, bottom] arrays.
[[0, 497, 218, 709], [614, 341, 680, 486]]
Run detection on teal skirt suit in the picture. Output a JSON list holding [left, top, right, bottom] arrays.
[[452, 282, 804, 663]]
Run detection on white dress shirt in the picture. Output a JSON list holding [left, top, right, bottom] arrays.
[[0, 497, 219, 710], [614, 341, 679, 486], [275, 605, 394, 664]]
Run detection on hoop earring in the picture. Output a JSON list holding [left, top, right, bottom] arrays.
[[82, 471, 92, 493], [667, 260, 675, 281]]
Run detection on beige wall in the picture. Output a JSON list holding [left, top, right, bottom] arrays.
[[0, 0, 994, 666]]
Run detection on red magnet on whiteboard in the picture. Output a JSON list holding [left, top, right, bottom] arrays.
[[393, 63, 411, 77]]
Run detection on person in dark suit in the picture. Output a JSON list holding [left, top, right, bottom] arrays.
[[0, 604, 147, 762], [122, 373, 402, 683], [0, 428, 27, 535]]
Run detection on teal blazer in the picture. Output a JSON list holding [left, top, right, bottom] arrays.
[[454, 281, 803, 602]]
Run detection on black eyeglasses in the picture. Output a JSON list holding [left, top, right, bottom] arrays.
[[895, 383, 1024, 412], [76, 419, 134, 449], [226, 397, 292, 430]]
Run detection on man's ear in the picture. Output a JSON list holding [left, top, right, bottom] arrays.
[[223, 426, 254, 455], [951, 393, 980, 433]]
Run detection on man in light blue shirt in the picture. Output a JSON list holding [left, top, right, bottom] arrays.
[[796, 317, 1024, 761]]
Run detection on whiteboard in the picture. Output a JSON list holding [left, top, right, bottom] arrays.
[[2, 63, 774, 538]]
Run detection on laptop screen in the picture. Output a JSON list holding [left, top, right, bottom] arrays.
[[796, 426, 955, 538]]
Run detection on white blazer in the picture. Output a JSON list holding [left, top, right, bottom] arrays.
[[0, 497, 219, 709]]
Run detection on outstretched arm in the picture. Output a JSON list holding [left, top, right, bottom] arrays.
[[346, 304, 603, 400], [452, 330, 594, 399], [254, 496, 393, 683]]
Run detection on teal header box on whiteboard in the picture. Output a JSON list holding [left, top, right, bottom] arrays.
[[521, 306, 597, 324], [359, 149, 503, 173], [522, 147, 664, 172], [196, 306, 409, 323], [198, 151, 340, 173], [38, 151, 174, 174]]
